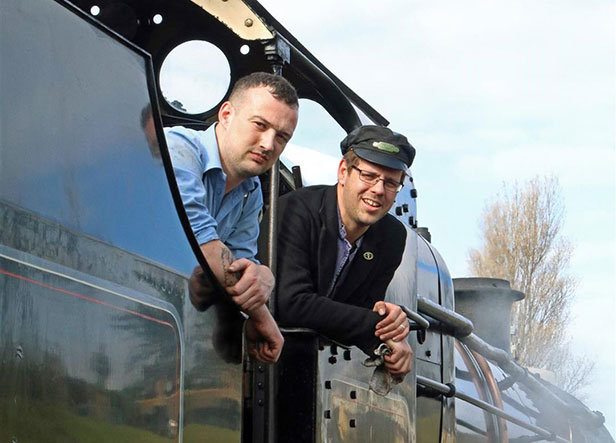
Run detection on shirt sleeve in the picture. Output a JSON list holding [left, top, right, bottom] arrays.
[[165, 128, 220, 245], [224, 182, 263, 263]]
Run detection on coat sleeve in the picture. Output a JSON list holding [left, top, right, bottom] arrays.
[[275, 195, 383, 356]]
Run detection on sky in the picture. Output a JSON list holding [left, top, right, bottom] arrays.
[[258, 0, 616, 435], [162, 0, 615, 436]]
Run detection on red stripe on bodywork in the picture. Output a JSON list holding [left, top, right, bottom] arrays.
[[0, 267, 174, 328]]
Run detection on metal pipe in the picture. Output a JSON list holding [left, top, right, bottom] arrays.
[[400, 304, 430, 330], [264, 161, 280, 443], [416, 296, 605, 429], [417, 296, 474, 338], [415, 297, 605, 428], [472, 350, 509, 442], [416, 376, 570, 443], [460, 334, 606, 428], [267, 161, 279, 313]]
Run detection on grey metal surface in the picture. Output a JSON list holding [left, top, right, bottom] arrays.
[[430, 244, 457, 443], [318, 344, 413, 443], [461, 334, 607, 431], [453, 278, 524, 354], [417, 376, 570, 443], [415, 238, 443, 366]]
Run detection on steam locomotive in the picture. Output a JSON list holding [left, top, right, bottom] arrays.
[[1, 0, 612, 441]]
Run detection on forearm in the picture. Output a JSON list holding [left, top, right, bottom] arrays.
[[278, 293, 382, 355], [198, 240, 273, 315], [199, 239, 241, 289]]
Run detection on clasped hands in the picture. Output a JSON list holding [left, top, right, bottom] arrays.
[[373, 301, 413, 378]]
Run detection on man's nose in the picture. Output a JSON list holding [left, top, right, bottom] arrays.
[[369, 179, 386, 195], [260, 130, 276, 152]]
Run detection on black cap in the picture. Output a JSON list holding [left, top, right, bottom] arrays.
[[340, 125, 415, 171]]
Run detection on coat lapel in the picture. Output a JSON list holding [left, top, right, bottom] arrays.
[[317, 186, 339, 296], [333, 224, 379, 304]]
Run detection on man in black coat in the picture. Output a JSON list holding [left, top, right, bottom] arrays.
[[276, 125, 415, 377]]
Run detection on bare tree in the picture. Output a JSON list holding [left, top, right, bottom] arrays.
[[468, 176, 593, 395]]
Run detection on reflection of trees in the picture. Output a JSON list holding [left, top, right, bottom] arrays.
[[112, 309, 179, 399], [131, 269, 185, 314], [182, 294, 244, 433], [91, 344, 110, 389], [110, 309, 180, 439]]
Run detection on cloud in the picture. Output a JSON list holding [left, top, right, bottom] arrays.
[[454, 144, 615, 187], [281, 143, 339, 185]]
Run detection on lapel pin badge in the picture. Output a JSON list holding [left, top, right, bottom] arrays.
[[363, 251, 374, 261]]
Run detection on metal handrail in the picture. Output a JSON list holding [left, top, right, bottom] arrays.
[[415, 298, 605, 428], [417, 376, 570, 443], [417, 296, 474, 337], [460, 334, 605, 428]]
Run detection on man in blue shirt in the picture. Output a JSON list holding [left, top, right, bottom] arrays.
[[165, 73, 299, 363]]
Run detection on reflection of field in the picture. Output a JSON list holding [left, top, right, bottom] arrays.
[[1, 399, 239, 442], [183, 424, 237, 443], [136, 387, 240, 413], [0, 400, 171, 442]]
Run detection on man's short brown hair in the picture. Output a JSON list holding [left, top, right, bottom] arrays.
[[343, 150, 361, 168], [229, 72, 298, 108]]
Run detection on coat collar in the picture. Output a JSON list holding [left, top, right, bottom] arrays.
[[317, 186, 339, 295]]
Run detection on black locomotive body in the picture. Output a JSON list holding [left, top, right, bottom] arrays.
[[1, 1, 612, 442]]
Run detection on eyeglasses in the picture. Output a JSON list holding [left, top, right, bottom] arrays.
[[351, 166, 403, 193]]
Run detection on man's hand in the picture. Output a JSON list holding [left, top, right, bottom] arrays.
[[384, 338, 413, 378], [188, 265, 222, 311], [373, 301, 409, 342], [227, 258, 275, 313], [245, 309, 284, 364]]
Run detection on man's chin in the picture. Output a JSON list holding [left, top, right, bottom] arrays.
[[240, 163, 271, 178], [358, 213, 383, 227]]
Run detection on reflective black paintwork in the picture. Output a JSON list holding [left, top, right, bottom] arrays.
[[0, 0, 242, 441]]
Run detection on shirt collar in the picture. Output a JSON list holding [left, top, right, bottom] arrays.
[[203, 123, 223, 173], [204, 124, 259, 194], [336, 204, 363, 247]]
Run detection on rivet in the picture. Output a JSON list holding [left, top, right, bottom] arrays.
[[15, 346, 23, 359], [328, 356, 337, 364], [257, 382, 264, 390], [258, 365, 265, 372], [425, 350, 432, 357], [257, 399, 264, 406], [244, 18, 253, 27]]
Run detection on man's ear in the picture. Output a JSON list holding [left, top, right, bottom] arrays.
[[217, 101, 233, 128], [337, 158, 348, 185]]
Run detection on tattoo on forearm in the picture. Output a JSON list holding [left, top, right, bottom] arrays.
[[221, 247, 241, 287]]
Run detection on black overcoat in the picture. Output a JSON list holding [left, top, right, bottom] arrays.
[[275, 185, 407, 355]]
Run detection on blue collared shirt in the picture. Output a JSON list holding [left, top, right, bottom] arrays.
[[164, 124, 262, 262]]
